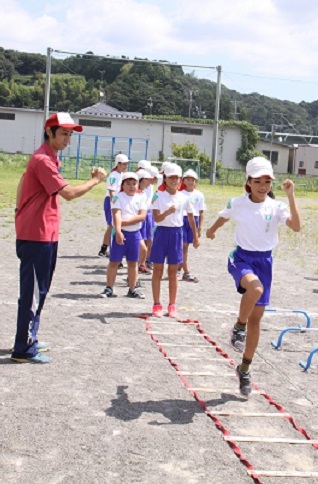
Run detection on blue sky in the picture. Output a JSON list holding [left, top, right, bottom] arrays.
[[1, 0, 318, 104]]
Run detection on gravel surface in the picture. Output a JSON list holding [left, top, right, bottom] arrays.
[[1, 195, 318, 484]]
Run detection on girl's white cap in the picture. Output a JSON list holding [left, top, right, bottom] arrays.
[[246, 157, 275, 179], [138, 159, 151, 169], [115, 153, 129, 166], [164, 163, 182, 177], [147, 166, 162, 178], [137, 169, 152, 180], [182, 169, 198, 180], [159, 161, 172, 173], [122, 172, 138, 182]]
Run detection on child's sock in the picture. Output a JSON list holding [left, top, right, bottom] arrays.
[[240, 356, 252, 373]]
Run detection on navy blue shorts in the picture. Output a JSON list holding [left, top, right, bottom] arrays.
[[228, 246, 273, 306], [103, 196, 112, 225], [109, 230, 141, 262], [149, 226, 183, 265], [140, 210, 155, 241], [182, 215, 199, 244]]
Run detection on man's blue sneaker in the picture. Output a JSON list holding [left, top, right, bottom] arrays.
[[36, 343, 49, 353], [11, 353, 52, 364]]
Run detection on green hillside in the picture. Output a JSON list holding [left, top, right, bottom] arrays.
[[0, 47, 316, 133]]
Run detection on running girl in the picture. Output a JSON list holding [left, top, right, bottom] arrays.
[[150, 163, 200, 318], [206, 156, 301, 396]]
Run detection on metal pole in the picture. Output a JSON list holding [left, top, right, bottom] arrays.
[[189, 90, 193, 118], [210, 65, 222, 185], [43, 47, 52, 128]]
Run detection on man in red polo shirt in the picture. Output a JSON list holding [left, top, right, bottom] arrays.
[[11, 112, 106, 363]]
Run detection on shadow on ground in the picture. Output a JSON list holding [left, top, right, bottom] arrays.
[[105, 385, 247, 425]]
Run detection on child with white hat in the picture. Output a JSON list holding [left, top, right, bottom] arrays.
[[99, 172, 147, 299], [206, 156, 301, 397], [98, 153, 129, 258], [178, 169, 206, 282], [149, 163, 200, 318], [137, 169, 153, 275]]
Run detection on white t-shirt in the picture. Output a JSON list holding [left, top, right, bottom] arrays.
[[143, 184, 154, 209], [218, 195, 290, 251], [111, 192, 147, 231], [181, 189, 206, 216], [151, 190, 194, 227], [106, 170, 122, 197]]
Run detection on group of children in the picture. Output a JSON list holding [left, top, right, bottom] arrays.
[[98, 155, 205, 308], [98, 154, 301, 397]]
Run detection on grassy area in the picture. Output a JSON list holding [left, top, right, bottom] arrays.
[[1, 155, 318, 268]]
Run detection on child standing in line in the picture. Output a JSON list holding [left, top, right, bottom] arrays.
[[179, 169, 206, 283], [99, 172, 147, 299], [144, 165, 162, 270], [206, 157, 301, 396], [137, 169, 153, 275], [149, 164, 200, 318], [98, 153, 129, 258]]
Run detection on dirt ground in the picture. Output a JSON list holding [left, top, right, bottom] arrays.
[[1, 194, 318, 484]]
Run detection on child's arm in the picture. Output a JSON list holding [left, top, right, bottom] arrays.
[[121, 209, 147, 226], [206, 217, 229, 239], [187, 212, 200, 248], [283, 180, 301, 232], [112, 209, 125, 245], [198, 210, 204, 238], [153, 205, 177, 223]]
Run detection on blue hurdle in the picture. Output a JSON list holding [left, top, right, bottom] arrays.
[[268, 309, 312, 350], [299, 347, 318, 371]]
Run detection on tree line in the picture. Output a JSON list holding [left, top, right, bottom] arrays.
[[0, 47, 317, 134]]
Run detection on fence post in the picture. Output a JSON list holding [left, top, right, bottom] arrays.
[[76, 134, 81, 180], [94, 135, 98, 167]]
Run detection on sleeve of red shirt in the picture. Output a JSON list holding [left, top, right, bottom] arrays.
[[34, 155, 68, 195]]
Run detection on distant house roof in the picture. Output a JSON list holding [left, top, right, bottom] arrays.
[[76, 102, 142, 119]]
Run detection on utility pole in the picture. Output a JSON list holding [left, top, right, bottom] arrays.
[[147, 97, 153, 115], [43, 47, 52, 128], [269, 124, 276, 162], [189, 89, 193, 118], [99, 70, 105, 102], [210, 65, 222, 185]]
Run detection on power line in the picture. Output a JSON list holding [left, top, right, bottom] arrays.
[[52, 49, 216, 70], [224, 70, 318, 86]]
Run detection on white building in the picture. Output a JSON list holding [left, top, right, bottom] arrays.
[[294, 144, 318, 176], [0, 104, 244, 170]]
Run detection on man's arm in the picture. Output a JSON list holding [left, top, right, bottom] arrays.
[[16, 173, 25, 209], [59, 167, 106, 201]]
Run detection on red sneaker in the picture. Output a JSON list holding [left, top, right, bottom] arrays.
[[167, 304, 178, 318], [152, 304, 163, 317]]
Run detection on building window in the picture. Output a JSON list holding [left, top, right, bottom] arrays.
[[171, 126, 202, 136], [78, 119, 111, 128], [0, 112, 15, 120], [299, 161, 304, 168], [262, 150, 278, 164], [315, 161, 318, 169]]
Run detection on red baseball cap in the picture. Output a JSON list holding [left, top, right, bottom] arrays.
[[44, 112, 83, 132]]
